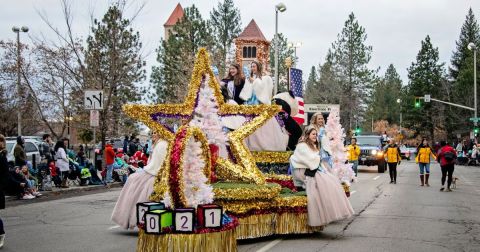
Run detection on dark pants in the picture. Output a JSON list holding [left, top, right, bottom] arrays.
[[0, 217, 4, 235], [441, 164, 455, 188], [388, 162, 397, 182]]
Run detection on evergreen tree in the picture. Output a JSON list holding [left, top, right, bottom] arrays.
[[304, 66, 318, 102], [405, 36, 445, 139], [85, 3, 146, 148], [449, 8, 480, 134], [368, 64, 403, 124], [450, 8, 480, 80], [150, 5, 213, 103], [331, 12, 376, 130], [209, 0, 242, 76], [269, 33, 295, 92]]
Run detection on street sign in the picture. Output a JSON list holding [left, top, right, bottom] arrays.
[[90, 110, 100, 127], [469, 117, 480, 123], [303, 104, 340, 125], [84, 90, 104, 110], [424, 94, 431, 102]]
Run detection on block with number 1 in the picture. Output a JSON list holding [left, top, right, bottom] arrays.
[[197, 204, 223, 228]]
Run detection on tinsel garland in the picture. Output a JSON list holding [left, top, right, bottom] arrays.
[[212, 183, 281, 201], [251, 151, 293, 164], [214, 195, 308, 215], [137, 227, 237, 252]]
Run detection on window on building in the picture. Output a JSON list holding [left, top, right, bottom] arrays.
[[242, 46, 258, 59]]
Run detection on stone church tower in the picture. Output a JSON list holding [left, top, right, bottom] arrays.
[[164, 3, 184, 41]]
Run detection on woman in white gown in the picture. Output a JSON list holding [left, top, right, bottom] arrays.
[[239, 61, 289, 151], [111, 131, 169, 229], [290, 127, 354, 227]]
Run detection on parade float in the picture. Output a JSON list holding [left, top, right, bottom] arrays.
[[123, 49, 322, 252]]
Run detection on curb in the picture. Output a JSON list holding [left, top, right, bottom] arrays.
[[5, 182, 123, 207]]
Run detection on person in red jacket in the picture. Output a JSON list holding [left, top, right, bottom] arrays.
[[436, 141, 457, 192], [105, 142, 116, 183]]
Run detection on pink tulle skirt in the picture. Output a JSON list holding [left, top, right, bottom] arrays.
[[306, 171, 354, 226], [111, 171, 155, 229]]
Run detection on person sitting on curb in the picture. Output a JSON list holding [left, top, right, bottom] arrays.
[[20, 165, 41, 197], [6, 166, 34, 200]]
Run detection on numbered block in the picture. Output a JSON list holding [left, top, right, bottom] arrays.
[[197, 204, 223, 228], [144, 210, 173, 234], [136, 202, 165, 226], [173, 208, 196, 233]]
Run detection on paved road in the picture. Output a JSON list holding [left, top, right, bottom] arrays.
[[1, 161, 480, 252]]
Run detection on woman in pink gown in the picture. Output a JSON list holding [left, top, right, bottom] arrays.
[[111, 132, 168, 229], [290, 127, 354, 227]]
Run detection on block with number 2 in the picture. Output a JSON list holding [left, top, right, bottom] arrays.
[[174, 208, 195, 233]]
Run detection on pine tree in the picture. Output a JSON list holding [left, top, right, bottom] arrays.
[[269, 33, 295, 92], [368, 64, 403, 124], [331, 12, 376, 130], [449, 8, 480, 134], [85, 3, 146, 148], [304, 66, 318, 102], [150, 5, 213, 103], [405, 36, 445, 139], [210, 0, 242, 76], [450, 8, 480, 80]]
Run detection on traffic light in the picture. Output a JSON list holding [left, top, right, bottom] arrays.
[[474, 127, 479, 135], [355, 126, 361, 135], [414, 97, 421, 108]]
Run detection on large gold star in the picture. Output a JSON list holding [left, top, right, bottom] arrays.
[[123, 49, 279, 189]]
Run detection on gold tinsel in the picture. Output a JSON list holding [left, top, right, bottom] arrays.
[[264, 173, 293, 181], [252, 151, 293, 164], [123, 48, 280, 187], [235, 214, 276, 239], [234, 212, 323, 240], [214, 195, 308, 215], [212, 183, 281, 201], [136, 229, 237, 252]]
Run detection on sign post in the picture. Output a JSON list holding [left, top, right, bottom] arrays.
[[85, 90, 103, 153]]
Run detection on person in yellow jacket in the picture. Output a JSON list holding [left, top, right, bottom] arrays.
[[347, 138, 361, 177], [415, 138, 437, 187], [384, 139, 401, 184]]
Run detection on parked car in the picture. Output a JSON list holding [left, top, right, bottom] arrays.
[[355, 135, 387, 173], [6, 139, 41, 168]]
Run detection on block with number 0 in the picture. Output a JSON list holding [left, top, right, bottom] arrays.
[[197, 204, 223, 228], [136, 202, 165, 226], [144, 210, 173, 234], [173, 208, 196, 233]]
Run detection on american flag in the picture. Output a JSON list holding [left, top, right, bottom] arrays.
[[290, 68, 304, 125]]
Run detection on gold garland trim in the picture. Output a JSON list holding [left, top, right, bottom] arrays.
[[275, 212, 324, 235], [264, 173, 293, 181], [235, 214, 276, 239], [136, 228, 237, 252], [252, 151, 293, 164], [212, 183, 281, 201], [214, 195, 308, 215]]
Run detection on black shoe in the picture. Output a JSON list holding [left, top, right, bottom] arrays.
[[440, 187, 445, 191], [390, 181, 394, 184], [394, 181, 397, 184]]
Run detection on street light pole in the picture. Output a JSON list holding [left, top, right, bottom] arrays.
[[12, 26, 29, 136], [469, 43, 478, 127], [274, 3, 286, 95]]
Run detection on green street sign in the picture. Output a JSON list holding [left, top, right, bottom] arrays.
[[469, 117, 480, 122]]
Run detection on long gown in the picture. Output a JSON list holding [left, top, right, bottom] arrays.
[[239, 75, 289, 151], [290, 142, 354, 226], [111, 140, 169, 229]]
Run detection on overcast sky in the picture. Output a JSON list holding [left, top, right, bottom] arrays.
[[2, 0, 480, 84]]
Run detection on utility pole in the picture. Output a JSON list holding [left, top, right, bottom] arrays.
[[12, 26, 29, 136]]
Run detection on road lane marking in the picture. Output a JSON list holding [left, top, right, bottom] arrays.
[[108, 225, 120, 230], [351, 190, 357, 195], [373, 176, 380, 180], [256, 239, 282, 252]]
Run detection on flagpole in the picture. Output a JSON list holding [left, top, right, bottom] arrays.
[[285, 56, 293, 92]]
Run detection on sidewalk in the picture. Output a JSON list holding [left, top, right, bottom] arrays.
[[5, 182, 122, 207]]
